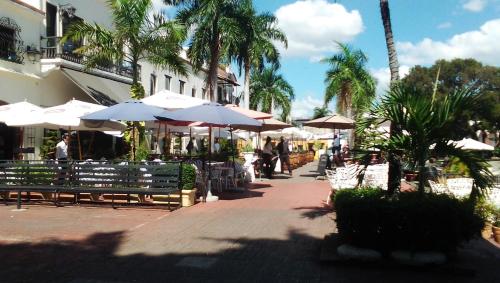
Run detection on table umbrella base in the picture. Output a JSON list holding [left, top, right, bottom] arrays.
[[205, 181, 219, 202]]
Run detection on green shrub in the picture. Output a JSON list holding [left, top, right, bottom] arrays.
[[334, 188, 484, 253], [181, 163, 196, 190]]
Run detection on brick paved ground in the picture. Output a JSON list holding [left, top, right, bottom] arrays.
[[0, 162, 499, 283]]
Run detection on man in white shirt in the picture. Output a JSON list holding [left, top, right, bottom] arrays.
[[56, 133, 69, 160]]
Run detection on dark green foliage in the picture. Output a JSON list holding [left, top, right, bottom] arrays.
[[40, 130, 59, 159], [402, 58, 500, 139], [334, 188, 484, 253], [180, 163, 196, 190]]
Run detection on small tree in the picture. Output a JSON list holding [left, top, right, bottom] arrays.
[[358, 85, 494, 196]]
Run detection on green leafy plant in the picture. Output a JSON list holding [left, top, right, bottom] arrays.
[[40, 130, 59, 159], [180, 163, 196, 190], [241, 143, 254, 153], [134, 142, 150, 161], [334, 188, 484, 253]]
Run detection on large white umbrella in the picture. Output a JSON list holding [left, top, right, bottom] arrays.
[[0, 101, 44, 126], [453, 138, 494, 151], [141, 89, 209, 110], [156, 103, 261, 201], [41, 99, 126, 131]]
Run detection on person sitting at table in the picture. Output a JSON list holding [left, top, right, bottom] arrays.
[[214, 138, 221, 153], [262, 136, 274, 179]]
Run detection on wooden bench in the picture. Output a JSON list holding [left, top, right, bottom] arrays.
[[0, 160, 182, 210]]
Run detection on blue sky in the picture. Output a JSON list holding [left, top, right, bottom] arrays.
[[250, 0, 500, 118], [156, 0, 500, 118]]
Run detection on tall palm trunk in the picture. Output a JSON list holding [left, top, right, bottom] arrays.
[[380, 0, 401, 195], [207, 20, 221, 102], [243, 58, 251, 109]]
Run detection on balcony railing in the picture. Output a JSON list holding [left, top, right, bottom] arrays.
[[40, 36, 140, 81]]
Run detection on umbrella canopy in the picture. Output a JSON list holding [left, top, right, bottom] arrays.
[[224, 104, 273, 120], [82, 99, 164, 122], [0, 101, 44, 126], [303, 114, 355, 129], [453, 138, 494, 151], [141, 89, 209, 110], [236, 118, 291, 132], [41, 99, 126, 131], [155, 103, 261, 128]]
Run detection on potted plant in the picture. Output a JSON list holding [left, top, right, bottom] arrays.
[[493, 207, 500, 243], [475, 198, 496, 239], [153, 164, 197, 207]]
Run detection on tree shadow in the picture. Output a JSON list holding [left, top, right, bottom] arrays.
[[217, 190, 265, 200], [294, 205, 333, 220], [1, 228, 499, 282]]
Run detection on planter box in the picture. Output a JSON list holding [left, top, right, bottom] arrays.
[[493, 226, 500, 244], [152, 189, 196, 207]]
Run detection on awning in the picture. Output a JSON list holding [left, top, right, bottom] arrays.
[[61, 68, 131, 106]]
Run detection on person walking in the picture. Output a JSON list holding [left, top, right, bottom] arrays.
[[56, 133, 69, 161], [262, 136, 274, 179], [277, 136, 292, 176], [55, 133, 70, 185]]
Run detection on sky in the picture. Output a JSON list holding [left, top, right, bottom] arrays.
[[155, 0, 500, 119]]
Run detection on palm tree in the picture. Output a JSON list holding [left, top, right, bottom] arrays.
[[380, 0, 401, 194], [322, 43, 375, 119], [250, 66, 295, 119], [229, 1, 287, 109], [312, 107, 331, 119], [175, 0, 243, 101], [63, 0, 187, 99], [380, 0, 399, 82], [358, 85, 494, 195]]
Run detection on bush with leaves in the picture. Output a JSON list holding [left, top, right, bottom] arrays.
[[334, 188, 484, 253]]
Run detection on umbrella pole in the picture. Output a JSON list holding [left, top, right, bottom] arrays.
[[68, 126, 72, 160], [156, 121, 161, 155], [189, 127, 192, 159], [77, 131, 82, 160], [230, 127, 236, 185], [206, 125, 218, 202], [132, 123, 136, 161]]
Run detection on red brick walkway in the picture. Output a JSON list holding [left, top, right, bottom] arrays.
[[1, 162, 499, 283]]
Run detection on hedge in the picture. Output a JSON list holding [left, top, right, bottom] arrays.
[[334, 188, 483, 253]]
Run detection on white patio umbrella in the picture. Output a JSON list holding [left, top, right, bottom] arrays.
[[41, 99, 126, 132], [452, 138, 494, 151], [141, 89, 209, 110], [156, 103, 261, 201], [42, 99, 126, 159], [1, 101, 44, 126]]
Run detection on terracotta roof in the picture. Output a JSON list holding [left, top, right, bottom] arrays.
[[217, 67, 239, 86]]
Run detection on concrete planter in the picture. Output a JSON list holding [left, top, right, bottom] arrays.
[[493, 225, 500, 244], [482, 222, 493, 239], [181, 189, 196, 207]]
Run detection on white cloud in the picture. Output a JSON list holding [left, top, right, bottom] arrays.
[[437, 22, 452, 29], [275, 0, 364, 59], [290, 95, 325, 119], [371, 66, 410, 97], [397, 18, 500, 66], [463, 0, 487, 12]]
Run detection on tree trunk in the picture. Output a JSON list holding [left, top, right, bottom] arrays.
[[207, 21, 220, 102], [380, 0, 399, 82], [243, 59, 251, 110], [380, 0, 401, 195]]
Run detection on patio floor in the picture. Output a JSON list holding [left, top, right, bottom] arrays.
[[0, 161, 499, 283]]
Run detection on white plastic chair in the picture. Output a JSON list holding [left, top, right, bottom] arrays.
[[446, 178, 473, 198], [428, 180, 450, 194]]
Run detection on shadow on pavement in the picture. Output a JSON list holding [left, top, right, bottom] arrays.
[[1, 228, 499, 283], [294, 205, 333, 220]]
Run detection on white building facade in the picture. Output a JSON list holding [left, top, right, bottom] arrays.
[[0, 0, 238, 160]]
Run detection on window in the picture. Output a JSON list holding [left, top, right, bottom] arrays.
[[150, 74, 157, 96], [179, 80, 185, 95], [164, 75, 171, 90], [192, 88, 196, 98], [0, 17, 22, 63]]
